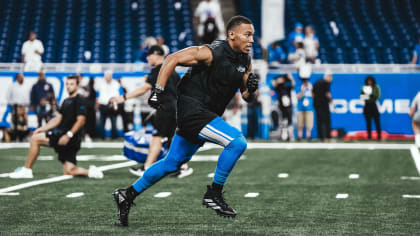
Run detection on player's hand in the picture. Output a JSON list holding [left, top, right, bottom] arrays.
[[109, 96, 124, 105], [246, 73, 259, 93], [58, 135, 70, 146], [148, 88, 162, 109]]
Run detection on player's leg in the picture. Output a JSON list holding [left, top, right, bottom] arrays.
[[10, 132, 49, 178], [25, 132, 50, 168], [413, 119, 420, 147], [373, 113, 381, 140], [306, 111, 314, 140], [113, 133, 200, 226], [198, 117, 246, 217], [144, 135, 162, 169], [63, 161, 88, 176], [364, 113, 372, 139], [297, 112, 304, 140], [59, 146, 103, 179]]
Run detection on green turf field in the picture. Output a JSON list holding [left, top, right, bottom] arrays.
[[1, 145, 420, 235]]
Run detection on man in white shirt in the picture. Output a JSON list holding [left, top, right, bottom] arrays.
[[7, 73, 31, 141], [410, 91, 420, 147], [21, 31, 44, 72], [194, 0, 225, 42], [96, 70, 121, 139], [7, 73, 30, 107]]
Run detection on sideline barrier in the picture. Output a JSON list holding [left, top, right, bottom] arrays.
[[0, 63, 419, 139]]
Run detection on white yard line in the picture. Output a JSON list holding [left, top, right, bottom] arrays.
[[154, 192, 172, 198], [0, 192, 20, 196], [402, 194, 420, 199], [244, 192, 259, 198], [401, 176, 420, 180], [0, 160, 138, 194], [336, 193, 349, 199], [409, 145, 420, 176], [0, 175, 74, 194]]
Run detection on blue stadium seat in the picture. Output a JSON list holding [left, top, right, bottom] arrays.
[[283, 0, 420, 64], [0, 0, 195, 62]]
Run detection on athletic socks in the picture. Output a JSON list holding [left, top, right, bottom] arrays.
[[211, 182, 223, 192], [126, 186, 139, 201]]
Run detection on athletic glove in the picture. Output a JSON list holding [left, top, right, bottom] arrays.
[[246, 73, 259, 93], [148, 88, 163, 109]]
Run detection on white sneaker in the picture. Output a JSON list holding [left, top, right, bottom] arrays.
[[177, 164, 193, 179], [416, 134, 420, 148], [129, 166, 145, 177], [9, 167, 33, 179], [88, 165, 104, 179]]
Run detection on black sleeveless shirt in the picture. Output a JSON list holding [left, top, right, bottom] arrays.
[[177, 40, 251, 119]]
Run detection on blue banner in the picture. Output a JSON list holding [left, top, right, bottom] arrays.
[[267, 72, 420, 137]]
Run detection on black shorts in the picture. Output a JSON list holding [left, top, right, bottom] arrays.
[[152, 110, 177, 138], [176, 110, 217, 145], [47, 129, 81, 165]]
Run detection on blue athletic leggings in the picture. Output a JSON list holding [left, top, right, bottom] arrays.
[[132, 117, 247, 194]]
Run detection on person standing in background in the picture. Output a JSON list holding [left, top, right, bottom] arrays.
[[30, 71, 56, 127], [303, 25, 319, 63], [7, 73, 30, 141], [313, 72, 333, 142], [272, 74, 295, 141], [296, 78, 314, 140], [96, 70, 120, 139], [81, 77, 97, 141], [360, 76, 381, 141], [21, 31, 44, 72]]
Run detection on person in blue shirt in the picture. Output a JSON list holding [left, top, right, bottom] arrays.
[[296, 78, 314, 140], [410, 37, 420, 65], [267, 41, 286, 67], [287, 22, 304, 54]]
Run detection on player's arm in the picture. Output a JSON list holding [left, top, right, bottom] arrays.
[[58, 115, 85, 146], [33, 113, 63, 134], [110, 78, 152, 104], [240, 64, 259, 103], [155, 46, 213, 89]]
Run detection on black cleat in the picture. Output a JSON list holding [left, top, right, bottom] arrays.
[[112, 188, 135, 226], [202, 185, 237, 218]]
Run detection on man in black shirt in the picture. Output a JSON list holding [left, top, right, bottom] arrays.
[[113, 16, 259, 226], [312, 72, 333, 141], [110, 45, 191, 177], [272, 74, 295, 140], [9, 75, 103, 179]]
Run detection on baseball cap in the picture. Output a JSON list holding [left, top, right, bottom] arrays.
[[147, 45, 164, 56]]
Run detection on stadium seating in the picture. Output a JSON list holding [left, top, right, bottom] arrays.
[[285, 0, 420, 64], [238, 0, 263, 59], [0, 0, 194, 63]]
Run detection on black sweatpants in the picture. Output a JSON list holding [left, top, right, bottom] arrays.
[[315, 105, 331, 141]]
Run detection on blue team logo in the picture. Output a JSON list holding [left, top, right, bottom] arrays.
[[236, 66, 245, 73]]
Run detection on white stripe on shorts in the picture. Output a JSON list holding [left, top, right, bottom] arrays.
[[206, 124, 233, 141], [199, 127, 232, 147]]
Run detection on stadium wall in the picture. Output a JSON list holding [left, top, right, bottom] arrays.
[[0, 66, 419, 139]]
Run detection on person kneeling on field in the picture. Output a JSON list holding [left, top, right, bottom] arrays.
[[9, 75, 103, 179]]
